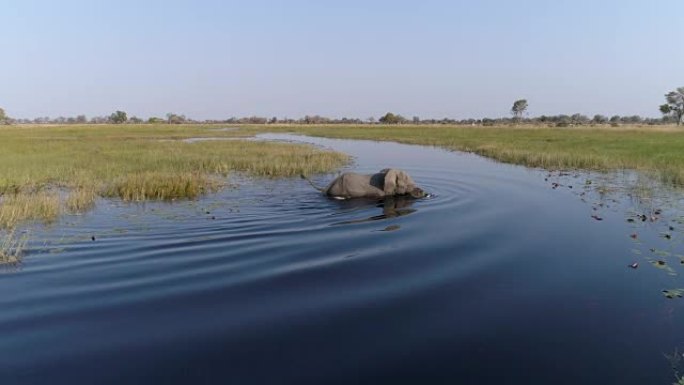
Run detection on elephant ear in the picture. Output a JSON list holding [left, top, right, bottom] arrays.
[[385, 169, 413, 195], [385, 169, 414, 195], [383, 169, 398, 195]]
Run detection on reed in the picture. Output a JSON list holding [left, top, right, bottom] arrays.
[[0, 228, 28, 265], [65, 187, 98, 213], [0, 192, 61, 229]]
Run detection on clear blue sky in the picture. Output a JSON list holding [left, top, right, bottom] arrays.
[[1, 0, 682, 120]]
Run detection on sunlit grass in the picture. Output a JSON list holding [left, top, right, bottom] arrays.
[[0, 192, 61, 229], [65, 187, 97, 213], [102, 172, 219, 201], [0, 124, 349, 262]]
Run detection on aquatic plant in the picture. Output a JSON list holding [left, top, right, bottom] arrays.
[[665, 348, 684, 385], [0, 228, 28, 265]]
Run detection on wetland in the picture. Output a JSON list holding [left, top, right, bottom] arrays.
[[2, 127, 684, 384]]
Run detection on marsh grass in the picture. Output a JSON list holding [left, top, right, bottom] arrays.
[[0, 228, 28, 265], [65, 187, 97, 213], [0, 192, 61, 229], [0, 124, 348, 261], [243, 124, 684, 187], [103, 172, 219, 201]]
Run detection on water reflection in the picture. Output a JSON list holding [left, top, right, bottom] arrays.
[[331, 195, 420, 226]]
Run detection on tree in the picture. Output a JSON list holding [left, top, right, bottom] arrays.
[[511, 99, 528, 121], [166, 113, 186, 124], [660, 87, 684, 125], [592, 114, 608, 124], [110, 110, 128, 124], [0, 107, 7, 124], [378, 112, 405, 124]]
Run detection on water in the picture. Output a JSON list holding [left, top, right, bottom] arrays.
[[2, 134, 684, 384]]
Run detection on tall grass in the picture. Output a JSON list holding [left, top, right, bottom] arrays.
[[102, 172, 219, 201], [0, 124, 349, 262], [0, 192, 61, 229]]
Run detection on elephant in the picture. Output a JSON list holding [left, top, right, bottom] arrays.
[[302, 168, 427, 199]]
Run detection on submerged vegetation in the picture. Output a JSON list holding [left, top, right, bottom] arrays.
[[0, 124, 348, 261]]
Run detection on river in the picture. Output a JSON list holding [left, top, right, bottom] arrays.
[[2, 134, 684, 384]]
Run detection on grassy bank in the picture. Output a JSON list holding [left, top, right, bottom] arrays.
[[242, 124, 684, 186], [0, 124, 348, 254]]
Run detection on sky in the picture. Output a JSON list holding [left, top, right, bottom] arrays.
[[1, 0, 683, 120]]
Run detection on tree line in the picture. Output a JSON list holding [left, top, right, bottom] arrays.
[[2, 87, 682, 127]]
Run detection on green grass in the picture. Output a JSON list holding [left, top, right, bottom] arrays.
[[0, 124, 349, 261], [240, 124, 684, 185]]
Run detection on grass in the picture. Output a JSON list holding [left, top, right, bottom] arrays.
[[240, 124, 684, 186], [5, 122, 684, 263], [0, 124, 349, 262], [0, 228, 29, 265]]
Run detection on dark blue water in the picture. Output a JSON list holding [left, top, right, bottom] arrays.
[[2, 134, 684, 384]]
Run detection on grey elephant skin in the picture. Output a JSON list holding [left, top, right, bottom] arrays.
[[303, 168, 426, 199]]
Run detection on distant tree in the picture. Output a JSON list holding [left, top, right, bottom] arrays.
[[128, 116, 143, 124], [367, 117, 376, 124], [626, 115, 643, 124], [609, 115, 621, 123], [148, 117, 164, 124], [302, 115, 329, 124], [75, 115, 87, 124], [412, 116, 420, 124], [660, 87, 684, 125], [110, 110, 128, 124], [269, 116, 278, 124], [0, 107, 7, 124], [378, 112, 405, 124], [166, 113, 186, 124], [592, 114, 608, 124], [571, 113, 590, 125], [511, 99, 528, 121]]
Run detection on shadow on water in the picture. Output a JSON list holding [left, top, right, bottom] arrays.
[[3, 133, 684, 384]]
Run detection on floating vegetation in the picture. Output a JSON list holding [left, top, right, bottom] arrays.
[[665, 348, 684, 385], [651, 249, 672, 258], [662, 288, 684, 299]]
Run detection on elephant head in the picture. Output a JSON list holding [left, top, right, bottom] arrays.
[[382, 169, 426, 198]]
